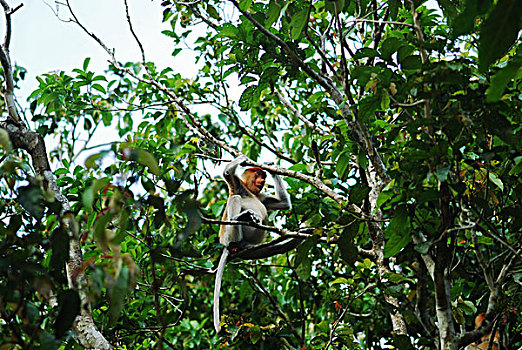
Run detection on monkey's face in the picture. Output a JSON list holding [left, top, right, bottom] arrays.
[[252, 171, 266, 193], [244, 168, 266, 194]]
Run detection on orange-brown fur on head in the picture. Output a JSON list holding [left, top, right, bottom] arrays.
[[242, 167, 266, 195]]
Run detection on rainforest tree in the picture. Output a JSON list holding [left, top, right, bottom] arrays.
[[0, 0, 521, 349]]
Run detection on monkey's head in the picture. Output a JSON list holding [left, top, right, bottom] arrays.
[[242, 167, 266, 194]]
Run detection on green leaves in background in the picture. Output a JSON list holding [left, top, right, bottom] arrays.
[[18, 184, 45, 220], [477, 0, 522, 71], [486, 56, 522, 102], [121, 148, 161, 176], [384, 206, 411, 258]]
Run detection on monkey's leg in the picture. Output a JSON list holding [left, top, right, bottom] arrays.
[[223, 195, 243, 246]]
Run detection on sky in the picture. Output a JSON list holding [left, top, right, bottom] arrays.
[[7, 0, 197, 103]]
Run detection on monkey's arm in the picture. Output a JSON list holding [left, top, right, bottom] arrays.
[[262, 173, 292, 210], [223, 155, 250, 196]]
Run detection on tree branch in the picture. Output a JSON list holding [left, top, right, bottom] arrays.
[[0, 2, 112, 348], [273, 89, 328, 136]]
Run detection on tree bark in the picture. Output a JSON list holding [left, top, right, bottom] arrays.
[[0, 1, 112, 348]]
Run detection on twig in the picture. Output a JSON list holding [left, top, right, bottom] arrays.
[[325, 285, 372, 350], [409, 0, 432, 124], [0, 0, 23, 123], [273, 89, 327, 136], [218, 106, 296, 164], [123, 0, 146, 65], [349, 18, 412, 27], [242, 269, 304, 345], [471, 229, 495, 291]]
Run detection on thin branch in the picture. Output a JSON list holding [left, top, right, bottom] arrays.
[[123, 0, 146, 65], [349, 18, 412, 27], [409, 0, 432, 124], [242, 269, 304, 345], [475, 222, 522, 262], [65, 0, 114, 57], [325, 285, 372, 350], [228, 0, 332, 91], [303, 31, 342, 86], [189, 3, 219, 31], [273, 89, 328, 136], [471, 229, 495, 291], [218, 106, 296, 163], [0, 0, 23, 124]]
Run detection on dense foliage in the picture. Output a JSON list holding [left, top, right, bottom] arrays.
[[0, 0, 521, 349]]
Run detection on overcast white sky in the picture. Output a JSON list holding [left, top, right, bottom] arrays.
[[8, 0, 198, 103]]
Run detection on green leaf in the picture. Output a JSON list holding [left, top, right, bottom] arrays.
[[338, 229, 358, 266], [238, 0, 252, 11], [123, 148, 161, 176], [296, 256, 312, 279], [385, 206, 409, 237], [85, 151, 109, 169], [388, 0, 400, 20], [290, 8, 309, 40], [325, 0, 345, 14], [401, 55, 422, 71], [488, 172, 504, 191], [82, 177, 111, 209], [218, 23, 239, 39], [486, 57, 522, 102], [0, 128, 11, 150], [377, 190, 393, 209], [55, 168, 69, 176], [436, 166, 451, 182], [266, 1, 282, 27], [335, 150, 351, 180], [92, 83, 106, 94], [239, 85, 257, 111], [50, 227, 70, 277], [18, 184, 45, 220], [452, 0, 490, 37], [384, 206, 411, 257], [478, 0, 522, 71], [83, 57, 91, 71], [358, 94, 380, 120], [54, 290, 81, 338], [109, 266, 130, 324], [39, 331, 61, 349], [207, 4, 220, 20], [331, 277, 348, 285], [393, 334, 414, 350], [509, 157, 522, 176], [384, 232, 411, 258], [354, 48, 380, 60], [349, 183, 370, 205]]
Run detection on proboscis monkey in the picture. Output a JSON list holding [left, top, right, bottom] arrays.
[[213, 155, 291, 332]]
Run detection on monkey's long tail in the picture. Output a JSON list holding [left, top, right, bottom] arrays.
[[213, 248, 229, 333]]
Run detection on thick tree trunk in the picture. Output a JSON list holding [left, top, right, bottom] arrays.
[[0, 2, 112, 348]]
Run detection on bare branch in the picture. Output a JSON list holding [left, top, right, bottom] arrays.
[[349, 18, 412, 27], [0, 0, 23, 123], [123, 0, 146, 65], [273, 89, 328, 136], [242, 269, 304, 344], [471, 230, 495, 291]]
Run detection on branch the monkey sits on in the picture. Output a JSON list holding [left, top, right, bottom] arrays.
[[213, 155, 292, 332]]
